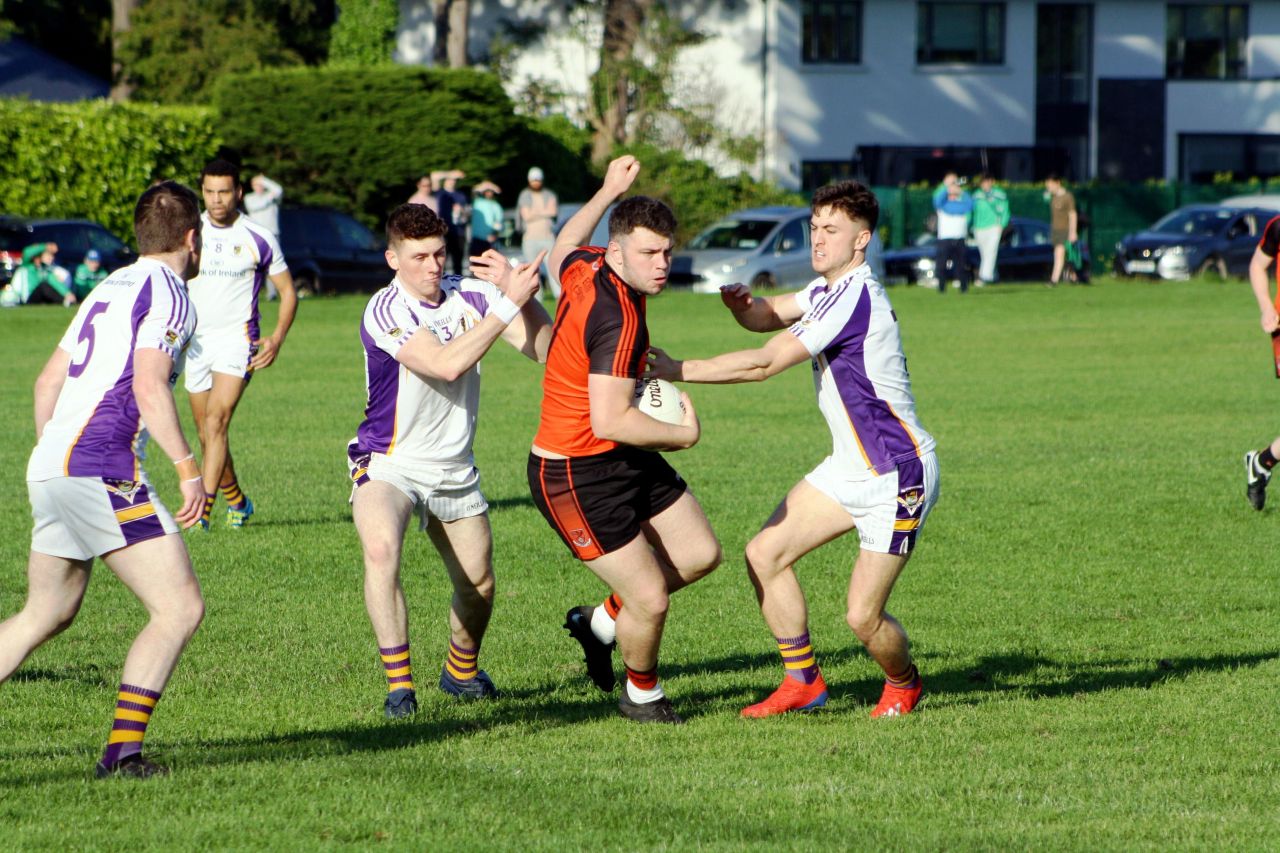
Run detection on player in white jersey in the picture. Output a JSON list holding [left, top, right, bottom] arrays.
[[347, 203, 551, 718], [649, 181, 940, 719], [185, 158, 297, 529], [0, 182, 206, 779]]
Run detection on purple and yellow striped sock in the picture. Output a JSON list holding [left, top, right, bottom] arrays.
[[778, 633, 821, 684], [886, 662, 920, 688], [100, 683, 161, 768], [444, 641, 478, 683], [220, 477, 246, 510], [200, 492, 216, 525], [380, 643, 414, 693]]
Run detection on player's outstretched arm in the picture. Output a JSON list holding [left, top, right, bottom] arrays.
[[648, 331, 810, 385], [251, 270, 298, 370], [471, 249, 554, 362], [548, 155, 640, 286], [719, 284, 803, 332], [396, 256, 542, 382], [1249, 245, 1278, 334], [588, 372, 699, 451], [133, 347, 203, 527], [32, 347, 70, 439]]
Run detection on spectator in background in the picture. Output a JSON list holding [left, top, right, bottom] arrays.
[[932, 172, 973, 294], [518, 167, 559, 298], [469, 180, 505, 257], [13, 242, 74, 306], [971, 174, 1010, 285], [435, 171, 469, 275], [245, 174, 284, 300], [73, 249, 107, 299], [408, 173, 440, 214], [1046, 174, 1077, 286]]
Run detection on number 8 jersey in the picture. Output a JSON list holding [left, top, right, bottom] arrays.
[[26, 258, 196, 483]]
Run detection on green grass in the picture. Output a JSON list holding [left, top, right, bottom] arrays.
[[2, 277, 1278, 850]]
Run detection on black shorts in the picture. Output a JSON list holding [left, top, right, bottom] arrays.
[[528, 447, 687, 561]]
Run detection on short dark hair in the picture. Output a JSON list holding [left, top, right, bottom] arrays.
[[977, 172, 993, 182], [200, 158, 241, 188], [135, 181, 201, 255], [811, 181, 879, 233], [608, 196, 677, 242], [1045, 173, 1062, 184], [387, 203, 446, 247]]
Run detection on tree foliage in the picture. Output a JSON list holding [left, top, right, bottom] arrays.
[[210, 66, 524, 227], [116, 0, 302, 103], [328, 0, 396, 67], [0, 98, 219, 241]]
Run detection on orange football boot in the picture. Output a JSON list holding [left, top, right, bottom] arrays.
[[870, 678, 923, 718], [741, 674, 829, 718]]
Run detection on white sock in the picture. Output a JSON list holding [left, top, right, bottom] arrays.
[[626, 678, 665, 704], [590, 605, 616, 644]]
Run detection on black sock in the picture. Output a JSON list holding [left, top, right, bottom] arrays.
[[1259, 447, 1278, 471]]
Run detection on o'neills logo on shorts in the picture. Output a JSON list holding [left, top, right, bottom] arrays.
[[569, 529, 593, 548]]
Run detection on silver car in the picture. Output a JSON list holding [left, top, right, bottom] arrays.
[[669, 206, 884, 292]]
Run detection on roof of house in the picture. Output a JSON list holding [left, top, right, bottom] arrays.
[[0, 38, 109, 102]]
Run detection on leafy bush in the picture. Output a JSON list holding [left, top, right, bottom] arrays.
[[0, 98, 220, 242], [210, 66, 524, 228], [616, 143, 806, 245]]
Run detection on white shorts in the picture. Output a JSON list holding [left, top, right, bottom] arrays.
[[350, 451, 488, 526], [805, 451, 940, 556], [184, 327, 256, 393], [29, 476, 179, 561]]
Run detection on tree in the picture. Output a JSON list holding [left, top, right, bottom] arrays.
[[115, 0, 302, 103], [586, 0, 649, 163], [110, 0, 138, 101], [432, 0, 470, 68], [329, 0, 396, 67]]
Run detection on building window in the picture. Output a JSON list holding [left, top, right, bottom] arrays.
[[1179, 134, 1280, 182], [802, 1, 862, 64], [1166, 4, 1247, 80], [917, 2, 1005, 65], [802, 160, 855, 192]]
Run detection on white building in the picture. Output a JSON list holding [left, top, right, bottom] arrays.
[[397, 1, 1280, 189]]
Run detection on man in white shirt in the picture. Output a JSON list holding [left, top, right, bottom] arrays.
[[0, 181, 206, 779], [348, 203, 551, 718], [649, 181, 940, 719], [186, 159, 298, 529]]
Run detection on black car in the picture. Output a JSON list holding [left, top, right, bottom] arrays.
[[278, 206, 388, 295], [1112, 204, 1279, 280], [0, 216, 136, 285], [883, 217, 1087, 286]]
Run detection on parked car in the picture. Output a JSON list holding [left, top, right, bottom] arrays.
[[1113, 204, 1279, 280], [669, 206, 885, 293], [278, 206, 387, 295], [883, 217, 1087, 286], [0, 216, 136, 285]]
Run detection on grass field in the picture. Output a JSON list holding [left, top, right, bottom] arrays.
[[1, 276, 1278, 850]]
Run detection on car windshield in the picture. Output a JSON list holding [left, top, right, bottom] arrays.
[[688, 219, 776, 251], [1150, 208, 1233, 237]]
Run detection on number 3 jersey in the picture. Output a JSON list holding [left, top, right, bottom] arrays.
[[789, 263, 935, 480], [27, 258, 196, 483], [350, 275, 508, 471]]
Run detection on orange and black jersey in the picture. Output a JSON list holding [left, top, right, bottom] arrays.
[[1261, 215, 1280, 260], [533, 247, 648, 457]]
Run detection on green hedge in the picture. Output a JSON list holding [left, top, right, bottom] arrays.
[[0, 99, 220, 243], [210, 66, 526, 229]]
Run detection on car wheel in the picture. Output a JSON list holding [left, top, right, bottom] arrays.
[[1195, 255, 1228, 280], [295, 271, 320, 298], [750, 272, 776, 290]]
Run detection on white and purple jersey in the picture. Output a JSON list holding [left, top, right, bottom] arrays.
[[27, 257, 195, 483], [349, 275, 508, 471], [188, 211, 286, 340], [789, 263, 935, 480]]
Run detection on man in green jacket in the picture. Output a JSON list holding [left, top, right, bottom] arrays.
[[12, 242, 75, 306], [73, 249, 108, 299], [972, 174, 1010, 284]]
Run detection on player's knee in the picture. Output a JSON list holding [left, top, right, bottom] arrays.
[[202, 406, 233, 434], [32, 598, 83, 639], [361, 539, 400, 573], [845, 606, 881, 643], [624, 585, 669, 622], [457, 571, 495, 604], [175, 590, 205, 638], [744, 535, 782, 577]]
